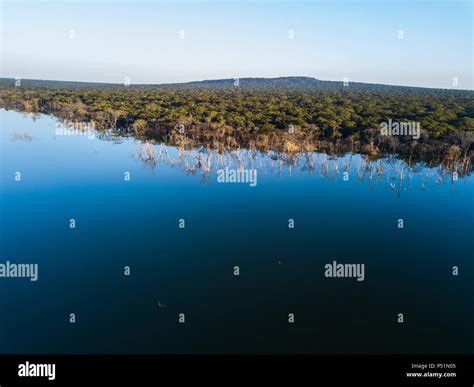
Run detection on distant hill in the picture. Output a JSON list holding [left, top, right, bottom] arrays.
[[160, 76, 413, 91], [162, 76, 344, 89], [0, 76, 469, 93]]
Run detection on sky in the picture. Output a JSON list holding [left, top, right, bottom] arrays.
[[1, 0, 472, 89]]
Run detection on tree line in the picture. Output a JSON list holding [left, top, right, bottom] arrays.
[[0, 78, 472, 172]]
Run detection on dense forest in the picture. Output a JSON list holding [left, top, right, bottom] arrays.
[[1, 77, 473, 172]]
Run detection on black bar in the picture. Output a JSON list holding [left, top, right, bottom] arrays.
[[0, 354, 472, 385]]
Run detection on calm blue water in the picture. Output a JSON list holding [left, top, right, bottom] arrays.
[[0, 109, 472, 354]]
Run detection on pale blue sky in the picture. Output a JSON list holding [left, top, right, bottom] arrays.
[[1, 0, 472, 88]]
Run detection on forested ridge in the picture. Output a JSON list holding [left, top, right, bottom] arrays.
[[1, 77, 473, 172]]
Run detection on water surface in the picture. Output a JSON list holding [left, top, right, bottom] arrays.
[[0, 109, 472, 354]]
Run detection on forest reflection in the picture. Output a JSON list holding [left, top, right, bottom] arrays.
[[14, 113, 466, 194], [131, 140, 462, 196]]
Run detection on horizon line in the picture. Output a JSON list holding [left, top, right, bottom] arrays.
[[0, 75, 472, 92]]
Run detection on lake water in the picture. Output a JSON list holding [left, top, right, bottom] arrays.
[[0, 109, 472, 354]]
